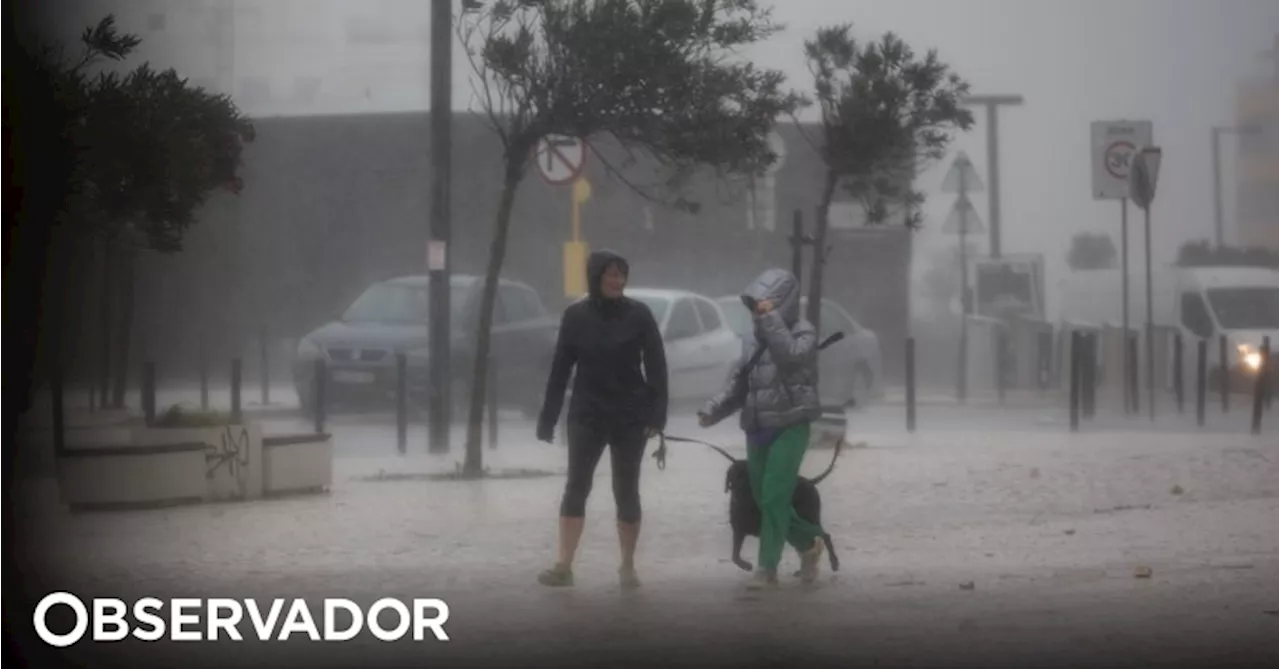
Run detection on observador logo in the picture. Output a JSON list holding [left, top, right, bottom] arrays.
[[33, 592, 451, 646]]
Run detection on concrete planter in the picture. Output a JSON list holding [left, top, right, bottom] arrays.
[[130, 423, 265, 502], [263, 433, 334, 496], [57, 442, 208, 511]]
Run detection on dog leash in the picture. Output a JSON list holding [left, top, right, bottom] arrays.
[[652, 433, 739, 469]]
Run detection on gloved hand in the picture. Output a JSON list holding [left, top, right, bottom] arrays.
[[536, 421, 555, 444]]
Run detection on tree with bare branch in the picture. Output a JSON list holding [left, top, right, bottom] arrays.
[[454, 0, 801, 476], [799, 25, 973, 332]]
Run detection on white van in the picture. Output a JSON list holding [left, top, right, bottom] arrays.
[[1057, 265, 1277, 388]]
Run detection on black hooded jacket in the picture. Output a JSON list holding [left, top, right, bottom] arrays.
[[537, 250, 669, 437]]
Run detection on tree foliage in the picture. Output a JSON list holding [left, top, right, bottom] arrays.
[[38, 16, 255, 251], [454, 0, 802, 474], [1176, 240, 1278, 269], [802, 24, 973, 226], [1066, 232, 1117, 271], [799, 23, 972, 331]]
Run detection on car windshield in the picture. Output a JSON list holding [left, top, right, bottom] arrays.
[[1206, 286, 1278, 330], [717, 298, 753, 339], [342, 282, 468, 324], [631, 295, 672, 323]]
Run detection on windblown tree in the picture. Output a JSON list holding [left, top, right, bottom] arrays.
[[19, 16, 254, 410], [1066, 232, 1118, 271], [800, 25, 973, 332], [456, 0, 801, 476]]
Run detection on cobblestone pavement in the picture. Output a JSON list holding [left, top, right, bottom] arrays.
[[12, 415, 1279, 668]]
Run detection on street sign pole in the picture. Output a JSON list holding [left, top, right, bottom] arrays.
[[1092, 120, 1153, 417], [958, 168, 969, 404], [1121, 199, 1131, 414], [427, 0, 453, 455], [1129, 146, 1163, 422]]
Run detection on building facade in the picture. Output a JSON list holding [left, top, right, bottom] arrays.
[[1233, 50, 1278, 251]]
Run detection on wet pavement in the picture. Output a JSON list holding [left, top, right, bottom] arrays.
[[12, 412, 1278, 668]]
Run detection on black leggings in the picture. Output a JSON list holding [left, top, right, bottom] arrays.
[[559, 421, 647, 523]]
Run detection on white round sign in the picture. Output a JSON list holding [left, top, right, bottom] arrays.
[[534, 135, 587, 185], [1104, 140, 1137, 181]]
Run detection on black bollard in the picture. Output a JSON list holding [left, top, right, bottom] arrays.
[[1251, 337, 1271, 435], [1195, 339, 1207, 427], [905, 337, 917, 433], [1069, 331, 1081, 433], [1173, 332, 1184, 414], [1219, 335, 1230, 413], [1090, 332, 1100, 422], [51, 361, 66, 457], [396, 353, 408, 455], [1262, 337, 1273, 412], [1037, 330, 1052, 392], [199, 340, 210, 410], [314, 358, 327, 435], [487, 357, 499, 450], [995, 330, 1007, 406], [230, 358, 242, 423], [260, 323, 270, 407], [142, 361, 157, 426], [1127, 333, 1140, 415]]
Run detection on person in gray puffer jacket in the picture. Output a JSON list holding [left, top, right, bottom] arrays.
[[698, 268, 828, 590]]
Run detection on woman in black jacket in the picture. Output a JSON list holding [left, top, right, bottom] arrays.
[[535, 249, 668, 589]]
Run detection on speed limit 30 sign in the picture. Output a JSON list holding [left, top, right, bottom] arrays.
[[1091, 120, 1153, 200]]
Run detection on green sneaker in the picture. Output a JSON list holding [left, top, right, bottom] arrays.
[[537, 563, 574, 587]]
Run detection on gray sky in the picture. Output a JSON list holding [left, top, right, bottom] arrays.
[[42, 0, 1278, 317]]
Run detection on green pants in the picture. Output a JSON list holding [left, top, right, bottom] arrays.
[[747, 422, 825, 572]]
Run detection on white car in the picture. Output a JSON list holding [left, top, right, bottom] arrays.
[[716, 295, 883, 407], [574, 288, 743, 403]]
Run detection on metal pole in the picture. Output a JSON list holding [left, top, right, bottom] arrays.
[[1069, 331, 1080, 433], [1251, 337, 1269, 434], [1196, 339, 1207, 427], [396, 353, 408, 455], [230, 358, 242, 423], [1120, 199, 1131, 414], [427, 0, 454, 455], [1211, 127, 1224, 248], [905, 336, 916, 433], [985, 105, 1002, 258], [1173, 332, 1184, 414], [957, 169, 969, 404], [1128, 333, 1140, 412], [1143, 205, 1155, 421], [1219, 334, 1229, 413], [259, 322, 270, 406]]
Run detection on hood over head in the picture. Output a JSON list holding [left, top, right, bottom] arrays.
[[741, 268, 802, 325], [586, 249, 630, 300]]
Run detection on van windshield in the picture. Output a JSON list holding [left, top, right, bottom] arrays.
[[1206, 287, 1278, 330]]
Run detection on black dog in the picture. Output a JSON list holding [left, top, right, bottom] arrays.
[[717, 438, 846, 574]]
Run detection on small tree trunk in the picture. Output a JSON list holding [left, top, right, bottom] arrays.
[[462, 165, 523, 476], [110, 245, 137, 409], [806, 170, 839, 330], [98, 237, 114, 406]]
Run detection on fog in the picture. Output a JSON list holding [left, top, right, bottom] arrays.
[[12, 2, 1280, 667]]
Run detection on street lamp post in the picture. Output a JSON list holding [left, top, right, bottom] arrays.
[[1211, 124, 1266, 248], [960, 95, 1024, 259]]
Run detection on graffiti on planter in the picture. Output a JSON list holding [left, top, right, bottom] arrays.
[[206, 425, 250, 495]]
